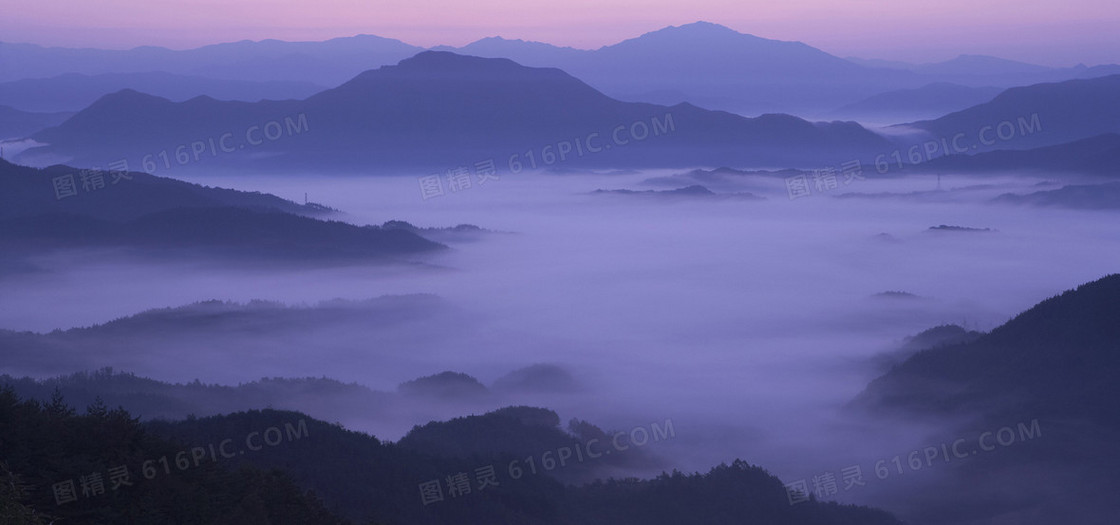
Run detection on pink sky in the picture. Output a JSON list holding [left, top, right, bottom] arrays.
[[2, 0, 1117, 66]]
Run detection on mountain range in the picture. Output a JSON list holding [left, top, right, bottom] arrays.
[[2, 393, 904, 524], [903, 74, 1120, 153], [0, 34, 424, 86], [828, 83, 1003, 123], [17, 51, 895, 171], [917, 133, 1120, 175], [5, 22, 1117, 118], [0, 72, 325, 112], [434, 24, 1119, 117]]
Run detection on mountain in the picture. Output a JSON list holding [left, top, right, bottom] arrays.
[[903, 75, 1120, 153], [0, 158, 327, 221], [0, 385, 904, 525], [398, 371, 491, 400], [8, 27, 1118, 119], [871, 324, 984, 370], [847, 54, 1119, 86], [492, 364, 579, 394], [9, 25, 908, 115], [380, 220, 492, 244], [0, 159, 442, 263], [0, 72, 325, 112], [18, 51, 894, 172], [140, 407, 902, 525], [568, 21, 873, 108], [432, 36, 588, 66], [911, 54, 1055, 77], [435, 26, 1120, 117], [916, 133, 1120, 175], [0, 295, 452, 380], [397, 405, 666, 484], [829, 83, 1002, 123], [1080, 64, 1120, 78], [0, 368, 393, 424], [0, 207, 443, 261], [0, 35, 425, 85], [441, 22, 917, 115], [853, 274, 1120, 524], [994, 182, 1120, 210], [591, 184, 763, 200], [18, 89, 306, 170], [0, 105, 73, 140], [843, 54, 1056, 76], [0, 390, 347, 524]]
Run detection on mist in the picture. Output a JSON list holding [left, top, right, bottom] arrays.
[[2, 165, 1116, 519]]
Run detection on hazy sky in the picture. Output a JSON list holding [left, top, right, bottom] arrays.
[[1, 0, 1116, 66]]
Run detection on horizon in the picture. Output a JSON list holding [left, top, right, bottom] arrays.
[[2, 10, 1118, 68]]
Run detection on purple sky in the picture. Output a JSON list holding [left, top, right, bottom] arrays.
[[2, 0, 1117, 66]]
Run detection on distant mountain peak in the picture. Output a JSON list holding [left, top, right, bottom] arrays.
[[476, 35, 520, 43], [632, 20, 760, 42], [474, 35, 533, 45], [673, 20, 737, 31], [395, 50, 518, 70], [87, 88, 173, 109]]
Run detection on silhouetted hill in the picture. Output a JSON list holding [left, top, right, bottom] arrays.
[[911, 55, 1053, 77], [917, 133, 1120, 176], [22, 89, 305, 169], [380, 221, 492, 243], [0, 72, 324, 113], [925, 224, 994, 233], [143, 407, 571, 524], [0, 158, 327, 221], [398, 372, 491, 400], [845, 54, 1116, 86], [1080, 64, 1120, 78], [566, 461, 903, 525], [993, 181, 1120, 209], [0, 35, 424, 86], [591, 184, 763, 200], [859, 273, 1120, 419], [492, 364, 579, 394], [852, 274, 1120, 523], [0, 296, 450, 380], [899, 324, 983, 352], [829, 83, 1001, 122], [21, 51, 894, 171], [870, 324, 983, 370], [0, 159, 442, 263], [906, 75, 1120, 152], [433, 36, 586, 67], [0, 388, 347, 524], [398, 406, 667, 484], [0, 206, 442, 260], [144, 407, 902, 524], [1, 382, 904, 523], [642, 166, 806, 192], [0, 368, 392, 423]]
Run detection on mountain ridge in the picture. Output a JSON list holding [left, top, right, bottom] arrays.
[[20, 51, 895, 171]]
